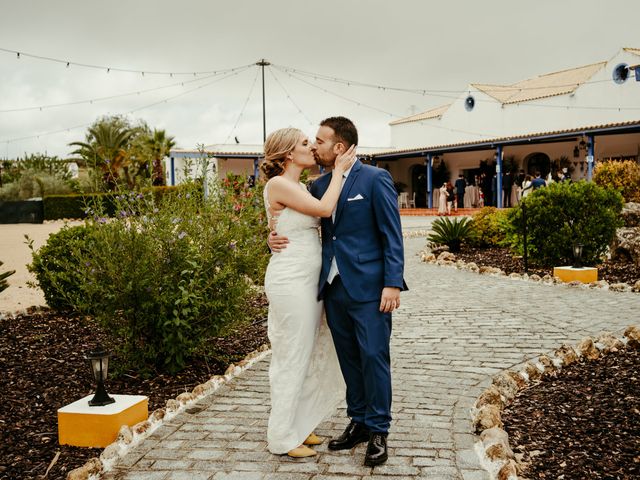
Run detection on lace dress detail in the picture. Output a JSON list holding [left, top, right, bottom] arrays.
[[263, 180, 345, 454]]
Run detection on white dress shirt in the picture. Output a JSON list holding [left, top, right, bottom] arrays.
[[327, 165, 353, 284]]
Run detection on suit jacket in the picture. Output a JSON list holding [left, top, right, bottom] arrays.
[[310, 160, 408, 302], [455, 178, 466, 196]]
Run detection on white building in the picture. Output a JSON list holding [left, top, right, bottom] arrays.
[[169, 47, 640, 209]]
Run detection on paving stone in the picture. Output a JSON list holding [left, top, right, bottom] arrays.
[[107, 231, 639, 480]]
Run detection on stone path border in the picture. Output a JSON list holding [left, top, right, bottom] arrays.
[[471, 325, 640, 479], [421, 250, 640, 294]]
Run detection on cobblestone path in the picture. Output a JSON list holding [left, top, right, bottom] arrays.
[[103, 234, 639, 480]]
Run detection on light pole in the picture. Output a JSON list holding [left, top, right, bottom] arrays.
[[256, 59, 271, 143]]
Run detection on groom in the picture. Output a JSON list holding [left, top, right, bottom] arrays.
[[269, 116, 407, 466]]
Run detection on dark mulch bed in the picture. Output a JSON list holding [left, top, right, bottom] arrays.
[[455, 246, 640, 285], [502, 346, 640, 479], [0, 307, 268, 480]]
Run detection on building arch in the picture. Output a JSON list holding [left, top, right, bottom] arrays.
[[523, 152, 551, 177]]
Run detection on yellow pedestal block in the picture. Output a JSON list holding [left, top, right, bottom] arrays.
[[553, 266, 598, 284], [58, 394, 148, 447]]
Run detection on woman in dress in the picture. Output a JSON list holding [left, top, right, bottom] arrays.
[[438, 183, 448, 215], [261, 128, 354, 458]]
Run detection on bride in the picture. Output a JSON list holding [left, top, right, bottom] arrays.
[[261, 127, 354, 458]]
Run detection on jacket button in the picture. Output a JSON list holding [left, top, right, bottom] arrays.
[[332, 236, 336, 240]]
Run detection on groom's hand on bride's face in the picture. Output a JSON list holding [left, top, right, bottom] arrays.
[[380, 287, 401, 313], [268, 231, 289, 252]]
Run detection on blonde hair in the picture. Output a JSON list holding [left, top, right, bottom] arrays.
[[261, 128, 302, 179]]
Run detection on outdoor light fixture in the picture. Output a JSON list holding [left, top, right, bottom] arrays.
[[86, 346, 115, 406], [572, 243, 584, 269], [573, 146, 580, 158]]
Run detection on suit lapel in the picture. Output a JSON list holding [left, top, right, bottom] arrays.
[[334, 160, 362, 226]]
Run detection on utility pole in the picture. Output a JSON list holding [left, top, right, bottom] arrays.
[[256, 59, 271, 143]]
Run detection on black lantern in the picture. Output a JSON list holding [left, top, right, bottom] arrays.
[[86, 347, 115, 406], [572, 243, 584, 268]]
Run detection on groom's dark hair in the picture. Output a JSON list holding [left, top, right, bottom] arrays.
[[320, 116, 358, 149]]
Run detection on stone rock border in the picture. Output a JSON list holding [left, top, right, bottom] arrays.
[[64, 343, 271, 480], [470, 325, 640, 480], [0, 306, 271, 480], [420, 249, 640, 293]]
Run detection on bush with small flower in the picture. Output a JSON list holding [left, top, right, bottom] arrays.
[[28, 174, 269, 374]]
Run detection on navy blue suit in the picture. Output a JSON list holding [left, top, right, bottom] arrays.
[[310, 160, 407, 433]]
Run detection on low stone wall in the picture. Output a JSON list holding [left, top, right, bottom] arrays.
[[470, 326, 640, 480]]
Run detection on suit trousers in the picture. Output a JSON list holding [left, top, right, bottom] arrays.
[[324, 276, 392, 433]]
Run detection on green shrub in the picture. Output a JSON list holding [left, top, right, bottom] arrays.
[[468, 207, 509, 247], [43, 193, 116, 220], [504, 181, 624, 266], [593, 160, 640, 202], [29, 175, 269, 373], [27, 225, 95, 310], [0, 261, 16, 293], [427, 216, 475, 252]]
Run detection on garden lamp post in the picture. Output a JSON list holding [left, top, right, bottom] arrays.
[[572, 243, 584, 269], [86, 346, 115, 406]]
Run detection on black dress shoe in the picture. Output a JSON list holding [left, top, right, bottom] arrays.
[[328, 421, 370, 451], [364, 433, 388, 467]]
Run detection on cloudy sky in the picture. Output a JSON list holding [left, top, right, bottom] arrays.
[[0, 0, 638, 158]]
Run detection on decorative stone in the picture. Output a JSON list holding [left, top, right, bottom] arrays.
[[66, 458, 102, 480], [165, 399, 180, 412], [473, 404, 503, 432], [475, 385, 504, 409], [224, 364, 236, 376], [633, 280, 640, 292], [176, 392, 195, 404], [437, 251, 456, 262], [505, 370, 527, 389], [480, 426, 510, 446], [150, 408, 166, 422], [466, 262, 479, 272], [538, 354, 555, 373], [576, 337, 600, 360], [259, 344, 270, 352], [497, 459, 518, 480], [116, 425, 133, 444], [523, 362, 542, 381], [486, 442, 515, 461], [554, 344, 579, 366], [609, 282, 630, 292], [530, 274, 541, 282], [431, 245, 450, 256], [99, 443, 120, 462], [610, 227, 640, 267], [624, 325, 640, 348], [492, 372, 520, 401], [596, 332, 624, 352], [133, 420, 151, 435], [621, 202, 640, 227], [479, 266, 503, 275], [192, 384, 207, 396], [422, 253, 436, 263], [509, 273, 522, 279], [542, 274, 553, 283]]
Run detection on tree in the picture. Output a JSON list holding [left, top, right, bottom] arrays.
[[69, 116, 134, 190], [144, 129, 176, 186]]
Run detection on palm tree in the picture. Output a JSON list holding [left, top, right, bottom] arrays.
[[145, 129, 176, 186], [69, 121, 134, 190]]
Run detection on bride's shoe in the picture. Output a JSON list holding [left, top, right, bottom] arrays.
[[303, 433, 323, 446], [287, 445, 317, 458]]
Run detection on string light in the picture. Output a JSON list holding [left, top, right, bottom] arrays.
[[223, 68, 260, 144], [0, 46, 253, 76], [0, 70, 235, 113], [267, 67, 315, 128], [0, 66, 251, 145]]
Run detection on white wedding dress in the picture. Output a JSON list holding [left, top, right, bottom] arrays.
[[263, 182, 345, 454]]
